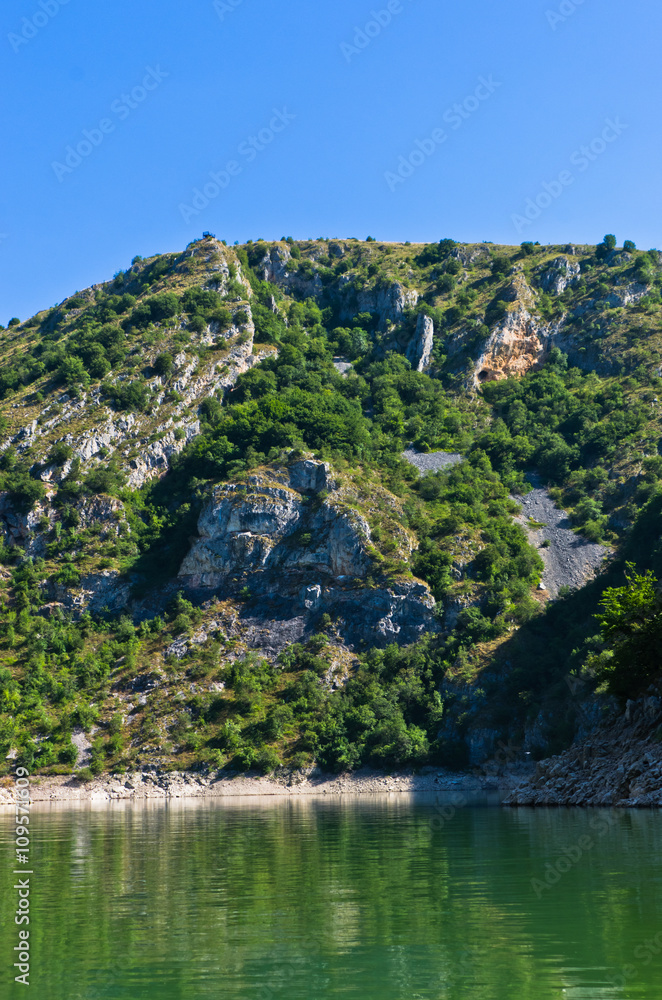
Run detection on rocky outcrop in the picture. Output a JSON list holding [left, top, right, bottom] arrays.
[[406, 313, 434, 371], [179, 461, 370, 588], [606, 281, 649, 308], [73, 495, 126, 534], [475, 273, 557, 385], [539, 256, 581, 295], [353, 281, 419, 330], [504, 691, 662, 806], [125, 421, 200, 490], [0, 490, 56, 557], [256, 244, 291, 284], [178, 458, 437, 646], [251, 245, 420, 333], [47, 569, 131, 614], [33, 330, 268, 492]]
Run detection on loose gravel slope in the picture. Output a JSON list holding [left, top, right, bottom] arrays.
[[515, 486, 609, 598]]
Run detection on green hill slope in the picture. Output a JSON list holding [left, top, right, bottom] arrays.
[[2, 234, 662, 778]]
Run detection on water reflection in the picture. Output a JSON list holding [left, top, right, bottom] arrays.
[[1, 798, 661, 999]]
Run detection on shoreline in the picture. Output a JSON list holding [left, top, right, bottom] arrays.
[[0, 766, 524, 806], [4, 691, 662, 808]]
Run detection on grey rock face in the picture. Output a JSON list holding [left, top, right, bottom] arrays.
[[0, 490, 56, 557], [605, 282, 649, 308], [48, 570, 131, 615], [178, 458, 438, 647], [354, 281, 419, 330], [539, 256, 581, 296], [179, 464, 370, 588], [288, 459, 334, 494], [406, 313, 434, 371]]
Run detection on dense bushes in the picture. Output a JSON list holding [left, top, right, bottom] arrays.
[[127, 292, 180, 329], [478, 350, 648, 524], [590, 566, 662, 700]]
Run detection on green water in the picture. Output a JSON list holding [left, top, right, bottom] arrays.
[[2, 796, 662, 998]]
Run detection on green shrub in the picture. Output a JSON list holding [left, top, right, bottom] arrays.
[[58, 742, 78, 765], [153, 352, 174, 377]]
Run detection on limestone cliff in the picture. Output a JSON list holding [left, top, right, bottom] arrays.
[[179, 458, 437, 647], [406, 314, 435, 371], [474, 272, 557, 385]]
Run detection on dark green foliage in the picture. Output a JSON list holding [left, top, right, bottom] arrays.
[[153, 352, 174, 377], [479, 351, 648, 492], [48, 443, 73, 466], [84, 466, 126, 495], [181, 287, 231, 328], [58, 356, 90, 391], [491, 255, 512, 279], [101, 379, 150, 412], [592, 566, 662, 700], [414, 239, 457, 267], [7, 474, 46, 513], [127, 293, 180, 329], [596, 234, 617, 260], [252, 302, 287, 343]]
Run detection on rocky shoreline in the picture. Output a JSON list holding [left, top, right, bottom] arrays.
[[0, 766, 525, 806], [4, 694, 662, 808], [505, 693, 662, 807]]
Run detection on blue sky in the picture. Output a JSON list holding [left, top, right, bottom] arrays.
[[0, 0, 659, 323]]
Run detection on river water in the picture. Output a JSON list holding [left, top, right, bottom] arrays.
[[2, 796, 661, 998]]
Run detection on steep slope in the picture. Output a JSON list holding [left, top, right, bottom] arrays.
[[2, 234, 662, 782]]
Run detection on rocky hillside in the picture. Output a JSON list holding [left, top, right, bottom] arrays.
[[2, 234, 662, 783]]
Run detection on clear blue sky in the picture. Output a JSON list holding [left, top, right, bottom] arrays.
[[1, 0, 659, 323]]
